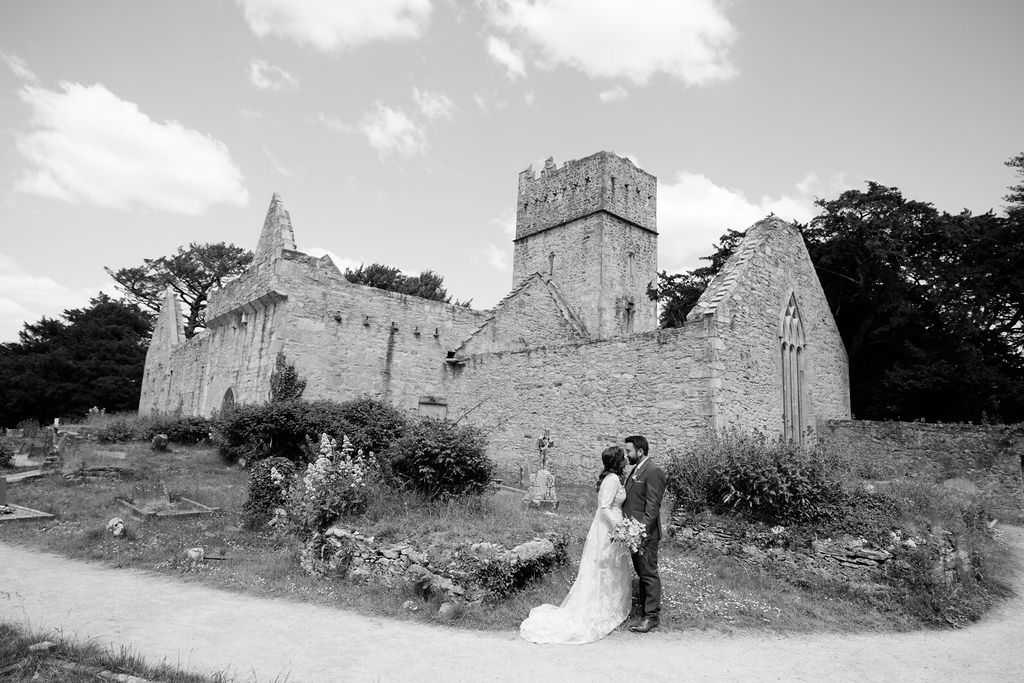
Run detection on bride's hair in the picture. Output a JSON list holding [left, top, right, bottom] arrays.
[[596, 446, 626, 490]]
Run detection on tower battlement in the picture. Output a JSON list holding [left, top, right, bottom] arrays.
[[515, 151, 657, 241]]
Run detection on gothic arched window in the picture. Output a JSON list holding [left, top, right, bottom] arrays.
[[780, 294, 807, 443], [221, 388, 235, 412]]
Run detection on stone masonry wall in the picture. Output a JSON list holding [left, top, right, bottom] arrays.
[[512, 212, 657, 338], [271, 251, 488, 412], [443, 319, 716, 484], [706, 220, 850, 437], [456, 276, 586, 357], [823, 420, 1024, 523]]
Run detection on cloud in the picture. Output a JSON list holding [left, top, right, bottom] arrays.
[[0, 254, 111, 343], [524, 91, 535, 106], [412, 87, 455, 121], [13, 82, 248, 214], [489, 0, 737, 85], [240, 108, 265, 120], [475, 243, 510, 272], [490, 209, 517, 238], [359, 103, 427, 158], [598, 85, 628, 102], [262, 145, 298, 178], [237, 0, 432, 51], [486, 35, 526, 79], [248, 58, 299, 90], [317, 111, 354, 133], [658, 171, 839, 272], [1, 50, 38, 83]]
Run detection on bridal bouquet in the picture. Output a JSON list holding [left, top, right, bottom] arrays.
[[612, 517, 647, 554]]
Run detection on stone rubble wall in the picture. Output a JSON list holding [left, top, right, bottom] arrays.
[[709, 220, 851, 437], [823, 420, 1024, 522], [443, 319, 717, 484]]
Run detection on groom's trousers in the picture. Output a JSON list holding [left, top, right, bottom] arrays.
[[632, 539, 661, 618]]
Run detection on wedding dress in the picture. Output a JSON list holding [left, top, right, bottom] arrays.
[[520, 474, 632, 644]]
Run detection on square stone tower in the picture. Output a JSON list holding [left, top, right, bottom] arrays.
[[512, 151, 658, 338]]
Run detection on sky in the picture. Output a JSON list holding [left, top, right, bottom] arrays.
[[1, 0, 1022, 342]]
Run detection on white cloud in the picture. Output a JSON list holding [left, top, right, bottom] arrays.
[[1, 50, 38, 83], [13, 82, 248, 215], [486, 35, 526, 79], [317, 111, 354, 133], [658, 171, 832, 273], [237, 0, 432, 51], [412, 87, 455, 121], [599, 85, 628, 102], [475, 243, 510, 272], [248, 58, 299, 90], [303, 247, 361, 273], [524, 91, 535, 106], [360, 103, 427, 158], [490, 209, 517, 238], [0, 254, 112, 343], [262, 145, 298, 178], [489, 0, 737, 85], [240, 108, 265, 120]]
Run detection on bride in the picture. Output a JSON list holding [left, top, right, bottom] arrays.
[[520, 446, 632, 644]]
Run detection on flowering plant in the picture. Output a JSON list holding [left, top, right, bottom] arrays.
[[612, 516, 647, 554], [288, 433, 369, 538]]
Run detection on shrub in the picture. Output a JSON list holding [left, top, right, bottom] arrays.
[[95, 417, 144, 443], [269, 351, 306, 402], [334, 396, 408, 455], [242, 456, 298, 530], [705, 432, 842, 524], [815, 487, 901, 546], [0, 440, 13, 469], [288, 434, 369, 538], [663, 435, 728, 514], [467, 533, 570, 599], [139, 415, 213, 444], [384, 418, 493, 498], [213, 400, 353, 464]]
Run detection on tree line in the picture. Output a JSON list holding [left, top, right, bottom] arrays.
[[649, 153, 1024, 423], [1, 154, 1021, 425]]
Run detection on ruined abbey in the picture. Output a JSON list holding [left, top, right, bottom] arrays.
[[139, 151, 852, 482]]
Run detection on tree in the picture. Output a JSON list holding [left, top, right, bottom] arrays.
[[106, 242, 253, 339], [343, 263, 471, 306], [646, 229, 744, 327], [269, 351, 306, 402], [0, 295, 153, 425], [1005, 151, 1024, 222]]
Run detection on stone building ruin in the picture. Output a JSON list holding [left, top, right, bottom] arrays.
[[140, 151, 851, 482]]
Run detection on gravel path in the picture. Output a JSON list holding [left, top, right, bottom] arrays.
[[2, 529, 1023, 683]]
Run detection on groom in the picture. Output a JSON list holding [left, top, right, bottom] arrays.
[[622, 435, 666, 633]]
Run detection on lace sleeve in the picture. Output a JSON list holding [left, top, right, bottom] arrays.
[[597, 475, 623, 529]]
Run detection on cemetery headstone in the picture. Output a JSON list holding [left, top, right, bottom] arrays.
[[524, 431, 559, 509], [17, 419, 39, 437]]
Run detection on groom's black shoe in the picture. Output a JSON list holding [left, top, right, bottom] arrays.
[[629, 617, 659, 633]]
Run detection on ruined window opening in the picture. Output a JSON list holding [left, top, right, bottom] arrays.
[[625, 301, 635, 335], [780, 294, 807, 444], [548, 252, 555, 276], [628, 252, 635, 279], [221, 388, 235, 412]]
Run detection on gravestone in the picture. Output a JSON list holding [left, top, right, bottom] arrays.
[[0, 477, 7, 505], [132, 482, 171, 510], [17, 419, 39, 437], [524, 469, 559, 509]]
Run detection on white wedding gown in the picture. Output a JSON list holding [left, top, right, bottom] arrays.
[[520, 474, 632, 644]]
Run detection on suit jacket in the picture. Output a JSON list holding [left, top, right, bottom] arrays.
[[622, 458, 667, 541]]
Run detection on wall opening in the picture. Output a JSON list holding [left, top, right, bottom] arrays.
[[418, 395, 448, 419], [222, 388, 235, 412], [548, 252, 555, 276], [780, 294, 807, 443], [624, 301, 635, 335]]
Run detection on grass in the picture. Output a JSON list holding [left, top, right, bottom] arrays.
[[1, 434, 1017, 637], [0, 620, 233, 682]]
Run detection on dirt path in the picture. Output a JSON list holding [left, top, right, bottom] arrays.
[[2, 530, 1023, 683]]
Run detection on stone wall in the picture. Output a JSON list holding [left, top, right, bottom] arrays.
[[823, 420, 1024, 522], [443, 319, 717, 484], [703, 218, 850, 438]]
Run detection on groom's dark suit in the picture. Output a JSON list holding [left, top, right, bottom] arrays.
[[622, 457, 667, 620]]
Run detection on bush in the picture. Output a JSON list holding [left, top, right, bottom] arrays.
[[384, 418, 493, 498], [288, 434, 369, 538], [466, 534, 570, 599], [334, 396, 408, 455], [146, 415, 213, 444], [95, 417, 144, 443], [663, 436, 728, 514], [697, 431, 842, 524], [242, 456, 298, 530], [213, 400, 354, 464], [0, 440, 13, 469]]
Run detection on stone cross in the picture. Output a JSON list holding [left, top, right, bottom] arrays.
[[536, 431, 555, 470]]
